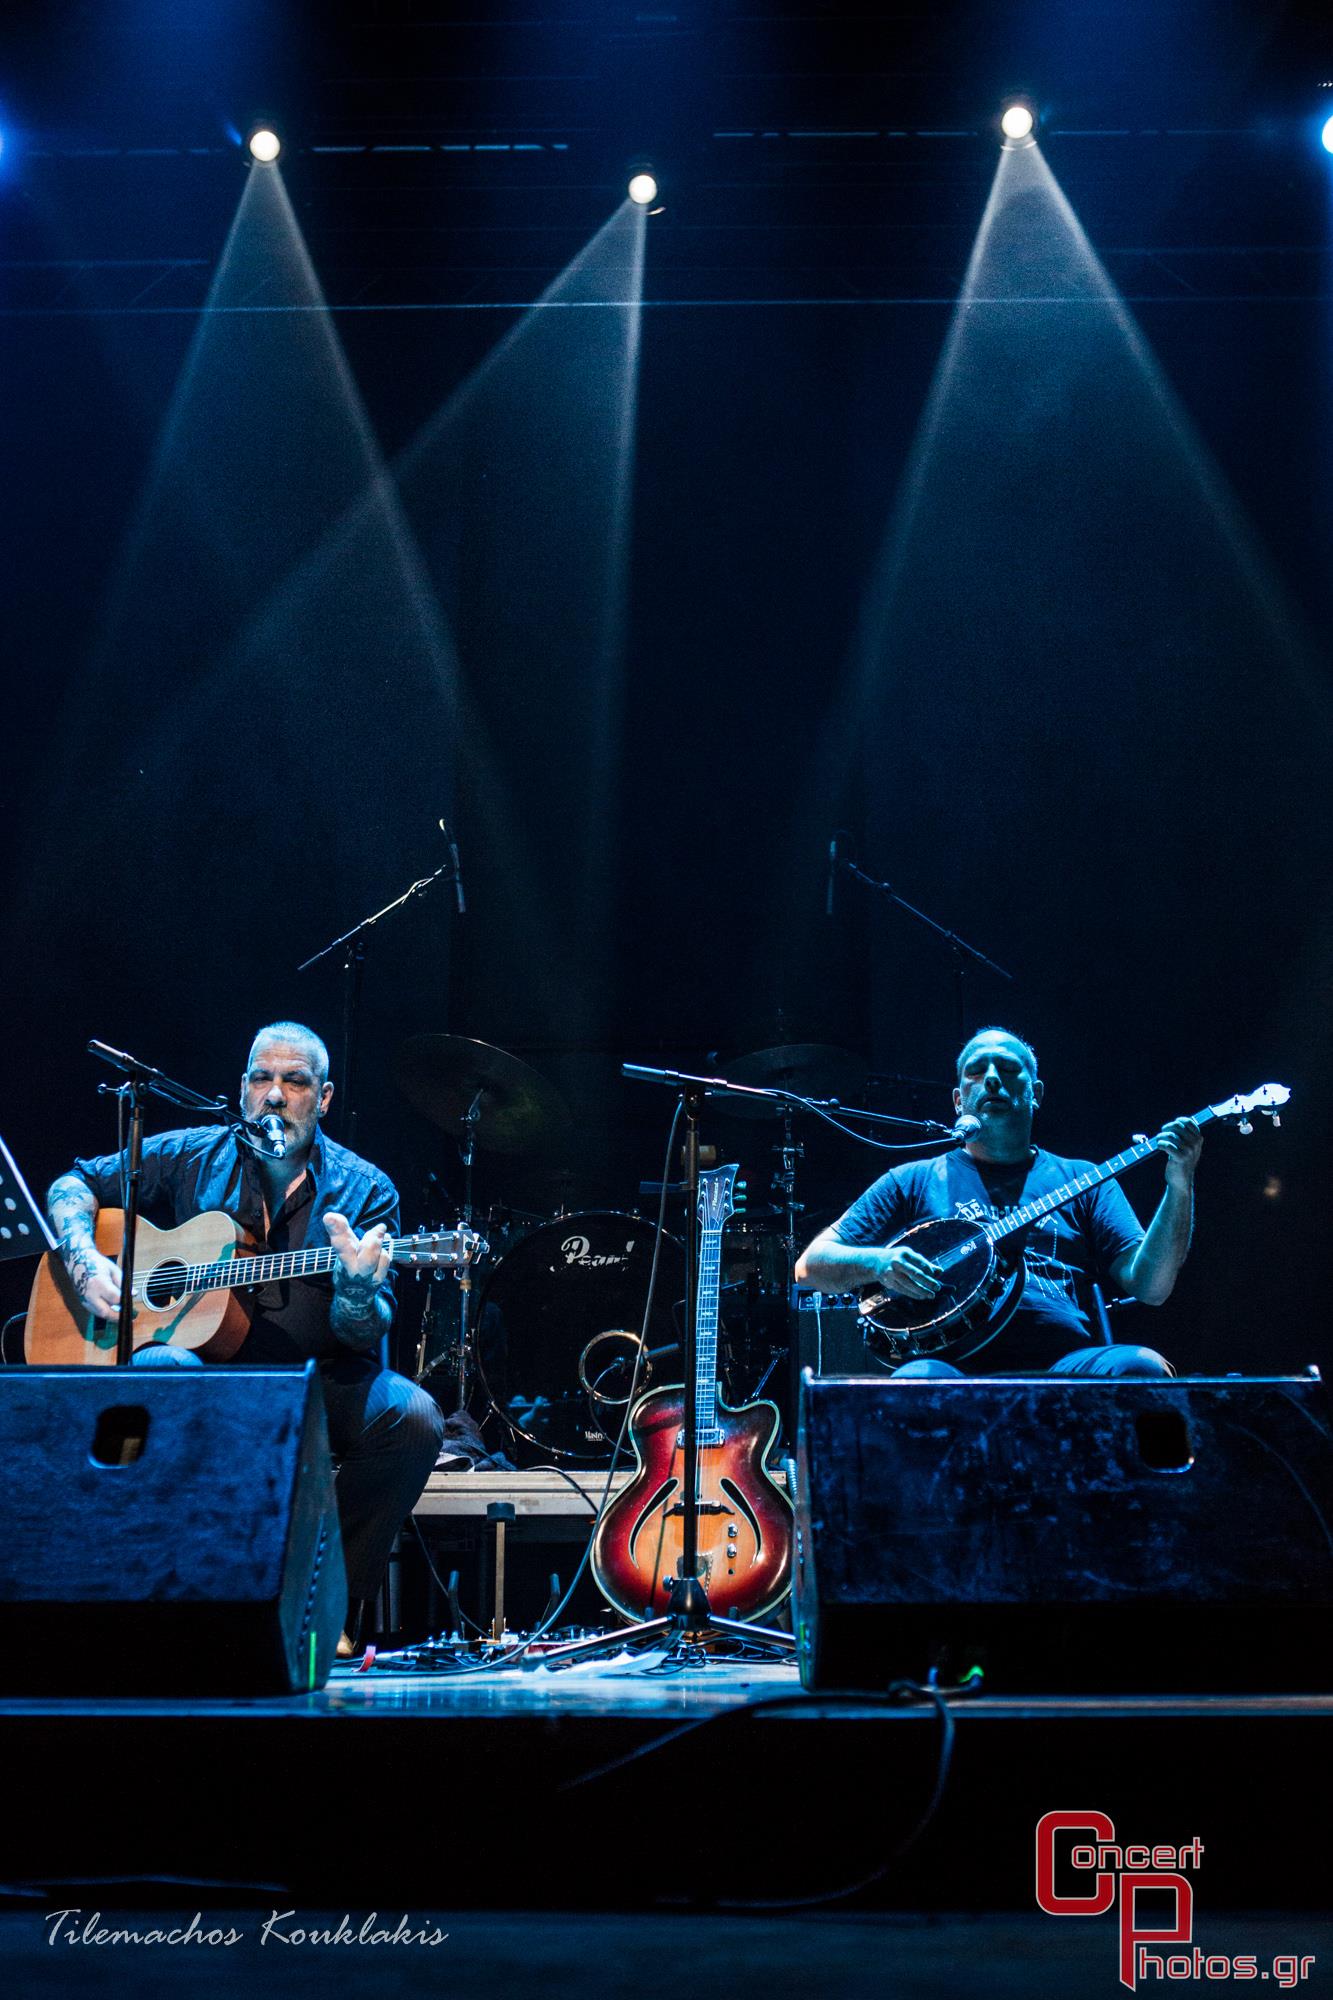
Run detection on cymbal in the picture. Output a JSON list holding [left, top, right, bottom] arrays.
[[394, 1035, 571, 1155], [714, 1043, 867, 1120]]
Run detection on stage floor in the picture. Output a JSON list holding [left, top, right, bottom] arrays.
[[5, 1646, 1331, 1718], [4, 1907, 1331, 2000], [2, 1653, 1329, 1919]]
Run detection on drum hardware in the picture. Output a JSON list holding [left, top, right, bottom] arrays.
[[394, 1034, 572, 1157], [474, 1210, 686, 1466], [579, 1329, 649, 1408], [396, 1034, 571, 1412]]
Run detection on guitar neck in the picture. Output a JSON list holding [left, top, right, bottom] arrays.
[[138, 1235, 463, 1303], [987, 1104, 1220, 1244], [691, 1164, 739, 1440], [694, 1221, 724, 1437]]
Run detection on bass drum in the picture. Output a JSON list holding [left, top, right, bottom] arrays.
[[476, 1211, 685, 1466]]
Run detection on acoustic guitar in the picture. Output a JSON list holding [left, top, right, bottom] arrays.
[[25, 1208, 483, 1365], [591, 1163, 793, 1623], [857, 1082, 1289, 1369]]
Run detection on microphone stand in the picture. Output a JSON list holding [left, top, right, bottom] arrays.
[[299, 834, 467, 1440], [86, 1042, 230, 1367], [297, 838, 464, 1151], [834, 855, 1015, 1044]]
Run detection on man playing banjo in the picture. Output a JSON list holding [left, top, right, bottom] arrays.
[[794, 1027, 1202, 1376]]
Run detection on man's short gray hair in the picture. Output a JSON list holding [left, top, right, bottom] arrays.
[[247, 1022, 331, 1086]]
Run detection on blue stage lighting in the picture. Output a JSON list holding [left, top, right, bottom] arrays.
[[247, 126, 281, 164], [1322, 114, 1333, 155], [628, 171, 658, 207]]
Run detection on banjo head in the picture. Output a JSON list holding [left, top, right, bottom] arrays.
[[857, 1214, 1005, 1365]]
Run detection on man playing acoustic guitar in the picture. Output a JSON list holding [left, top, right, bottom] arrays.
[[794, 1027, 1202, 1376], [46, 1021, 444, 1650]]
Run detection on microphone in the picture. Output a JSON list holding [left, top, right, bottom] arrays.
[[259, 1113, 287, 1159], [826, 834, 839, 918], [439, 818, 466, 915], [951, 1114, 982, 1143]]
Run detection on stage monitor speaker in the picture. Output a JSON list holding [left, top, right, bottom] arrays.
[[0, 1365, 346, 1694], [794, 1371, 1333, 1693]]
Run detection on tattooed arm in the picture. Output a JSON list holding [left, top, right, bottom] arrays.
[[323, 1210, 394, 1352], [46, 1173, 123, 1318]]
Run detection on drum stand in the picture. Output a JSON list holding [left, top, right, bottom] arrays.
[[414, 1089, 484, 1415], [536, 1081, 795, 1668]]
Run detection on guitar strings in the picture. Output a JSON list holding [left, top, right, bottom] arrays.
[[134, 1232, 470, 1299]]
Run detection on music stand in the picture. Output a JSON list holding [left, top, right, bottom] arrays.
[[0, 1134, 57, 1261]]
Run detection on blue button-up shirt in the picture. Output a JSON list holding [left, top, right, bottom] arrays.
[[73, 1125, 400, 1363]]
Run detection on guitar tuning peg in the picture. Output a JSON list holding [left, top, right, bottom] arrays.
[[1238, 1117, 1253, 1136], [1268, 1112, 1281, 1127]]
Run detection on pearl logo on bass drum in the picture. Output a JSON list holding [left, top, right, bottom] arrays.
[[560, 1235, 636, 1268]]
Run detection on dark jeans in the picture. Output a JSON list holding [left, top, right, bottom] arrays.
[[891, 1344, 1174, 1379], [132, 1347, 445, 1599]]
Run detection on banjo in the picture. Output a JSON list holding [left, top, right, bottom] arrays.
[[856, 1083, 1289, 1369]]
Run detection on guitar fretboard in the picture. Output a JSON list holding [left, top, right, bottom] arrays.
[[694, 1217, 725, 1444], [131, 1235, 466, 1302]]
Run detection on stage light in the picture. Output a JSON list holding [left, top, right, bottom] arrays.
[[627, 171, 658, 206], [1322, 114, 1333, 155], [1000, 102, 1036, 145], [247, 126, 282, 164]]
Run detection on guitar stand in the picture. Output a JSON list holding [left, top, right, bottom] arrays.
[[523, 1585, 795, 1672], [536, 1083, 795, 1671]]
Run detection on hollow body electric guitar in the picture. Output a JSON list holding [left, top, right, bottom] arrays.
[[591, 1164, 793, 1623], [858, 1083, 1289, 1370], [25, 1209, 484, 1366]]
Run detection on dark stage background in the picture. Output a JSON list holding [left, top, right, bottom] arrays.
[[1, 2, 1330, 1389]]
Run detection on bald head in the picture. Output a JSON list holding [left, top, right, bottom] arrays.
[[951, 1026, 1043, 1163], [955, 1027, 1038, 1087]]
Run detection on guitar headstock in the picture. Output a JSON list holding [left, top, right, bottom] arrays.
[[1208, 1083, 1290, 1135], [696, 1163, 740, 1234], [396, 1226, 489, 1267]]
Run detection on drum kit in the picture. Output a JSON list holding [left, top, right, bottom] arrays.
[[394, 1033, 870, 1467]]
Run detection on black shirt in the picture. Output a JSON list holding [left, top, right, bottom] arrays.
[[828, 1147, 1146, 1371], [73, 1125, 399, 1363]]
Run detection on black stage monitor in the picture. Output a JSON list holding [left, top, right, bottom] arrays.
[[0, 1364, 346, 1694], [795, 1371, 1333, 1693]]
